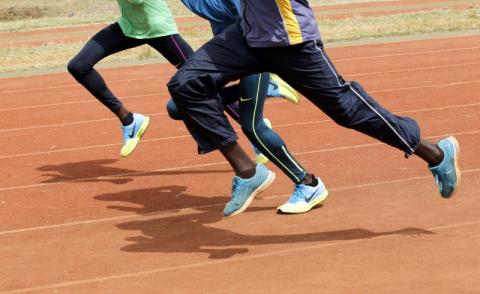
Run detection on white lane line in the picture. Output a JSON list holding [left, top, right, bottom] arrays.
[[0, 99, 96, 112], [334, 46, 480, 62], [0, 168, 478, 237], [0, 129, 478, 193], [1, 45, 479, 95], [3, 203, 480, 293], [292, 129, 480, 156], [0, 91, 281, 112], [0, 160, 227, 193], [1, 81, 478, 133], [0, 134, 192, 160], [0, 93, 168, 112], [0, 61, 477, 125], [1, 69, 478, 116], [0, 112, 168, 133], [396, 102, 480, 114], [0, 76, 171, 95], [369, 80, 479, 94], [0, 116, 327, 134], [350, 61, 480, 78], [0, 101, 478, 159], [0, 99, 281, 132]]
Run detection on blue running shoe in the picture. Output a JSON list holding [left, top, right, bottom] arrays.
[[120, 113, 150, 157], [277, 177, 328, 214], [429, 136, 461, 198], [268, 74, 300, 104], [224, 164, 276, 217]]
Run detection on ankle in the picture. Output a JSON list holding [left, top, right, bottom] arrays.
[[416, 139, 444, 166], [220, 142, 257, 179], [428, 147, 444, 167], [301, 173, 318, 187], [120, 112, 134, 126], [238, 167, 256, 179]]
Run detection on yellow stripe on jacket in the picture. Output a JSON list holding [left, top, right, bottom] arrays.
[[274, 0, 303, 44]]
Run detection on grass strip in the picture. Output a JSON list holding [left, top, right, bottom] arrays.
[[1, 7, 478, 73]]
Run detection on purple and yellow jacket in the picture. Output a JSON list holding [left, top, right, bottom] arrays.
[[240, 0, 320, 48]]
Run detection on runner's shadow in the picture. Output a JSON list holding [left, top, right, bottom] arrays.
[[37, 159, 230, 184], [95, 185, 231, 214], [96, 186, 435, 259]]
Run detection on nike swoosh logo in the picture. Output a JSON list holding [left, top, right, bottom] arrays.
[[270, 81, 279, 91], [128, 124, 136, 139], [305, 187, 320, 203], [239, 97, 254, 102]]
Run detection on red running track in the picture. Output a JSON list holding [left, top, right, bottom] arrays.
[[0, 34, 479, 293]]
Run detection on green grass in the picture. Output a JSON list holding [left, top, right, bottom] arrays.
[[0, 0, 396, 33], [0, 25, 211, 73], [0, 0, 190, 33], [320, 7, 480, 42]]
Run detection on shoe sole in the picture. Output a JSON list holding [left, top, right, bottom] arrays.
[[226, 171, 276, 217], [444, 136, 461, 198], [277, 190, 329, 214], [120, 116, 150, 157]]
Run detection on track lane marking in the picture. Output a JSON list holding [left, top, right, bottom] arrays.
[[0, 130, 478, 192], [0, 168, 478, 236], [1, 45, 479, 95], [0, 62, 478, 113], [1, 59, 478, 114], [3, 194, 480, 293], [0, 102, 478, 159]]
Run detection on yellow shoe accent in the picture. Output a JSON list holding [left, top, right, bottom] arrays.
[[256, 153, 269, 165], [120, 116, 150, 157], [277, 190, 328, 214], [270, 73, 300, 104]]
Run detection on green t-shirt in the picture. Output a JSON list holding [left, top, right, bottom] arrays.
[[116, 0, 178, 39]]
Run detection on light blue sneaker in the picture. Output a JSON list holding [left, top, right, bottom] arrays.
[[429, 136, 461, 198], [224, 164, 276, 217], [120, 113, 150, 157], [277, 177, 328, 214]]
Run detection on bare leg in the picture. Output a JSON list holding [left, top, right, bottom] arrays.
[[300, 173, 313, 185], [415, 138, 444, 166], [114, 106, 133, 126], [220, 142, 256, 178]]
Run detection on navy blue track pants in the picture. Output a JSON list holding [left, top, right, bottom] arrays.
[[168, 23, 420, 170], [168, 72, 308, 183]]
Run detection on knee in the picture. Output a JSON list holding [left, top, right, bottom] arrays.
[[67, 57, 90, 78], [326, 86, 363, 128], [166, 99, 183, 120], [168, 69, 214, 103], [167, 72, 186, 101]]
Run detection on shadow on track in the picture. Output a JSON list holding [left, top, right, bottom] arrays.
[[37, 159, 230, 184], [96, 185, 435, 259]]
